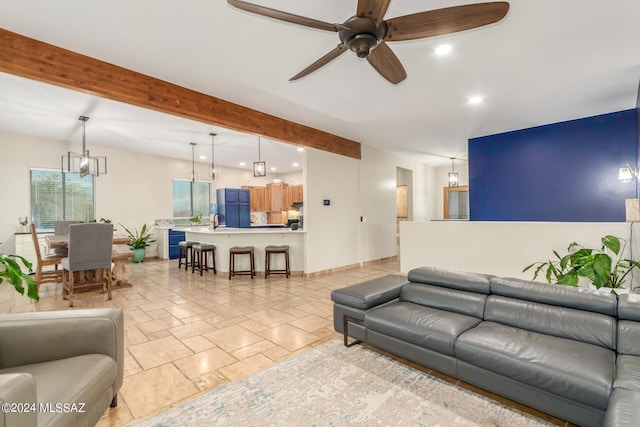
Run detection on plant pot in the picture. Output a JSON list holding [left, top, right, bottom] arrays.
[[131, 248, 146, 263]]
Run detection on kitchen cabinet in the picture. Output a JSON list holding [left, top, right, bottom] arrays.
[[291, 185, 303, 203], [242, 186, 266, 212], [168, 229, 185, 259], [267, 183, 284, 211], [216, 188, 251, 228]]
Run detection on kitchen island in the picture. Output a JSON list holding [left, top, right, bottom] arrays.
[[178, 226, 306, 275]]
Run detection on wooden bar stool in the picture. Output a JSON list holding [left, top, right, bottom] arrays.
[[192, 243, 217, 276], [178, 241, 196, 270], [265, 245, 290, 278], [229, 246, 255, 279]]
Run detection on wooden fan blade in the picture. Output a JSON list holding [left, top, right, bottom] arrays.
[[357, 0, 391, 27], [227, 0, 341, 32], [290, 44, 348, 81], [384, 2, 509, 41], [366, 42, 407, 84]]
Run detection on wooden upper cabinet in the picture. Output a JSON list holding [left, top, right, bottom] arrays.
[[242, 186, 266, 212], [266, 183, 283, 211], [291, 185, 303, 203], [284, 186, 293, 209]]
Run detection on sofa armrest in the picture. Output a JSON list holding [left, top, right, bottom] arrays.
[[0, 308, 124, 391], [331, 274, 408, 310], [0, 373, 37, 427]]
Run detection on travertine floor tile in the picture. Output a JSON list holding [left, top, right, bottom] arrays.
[[259, 324, 322, 352], [119, 363, 198, 419], [129, 335, 193, 370], [203, 324, 263, 352], [174, 347, 237, 379], [218, 353, 274, 381]]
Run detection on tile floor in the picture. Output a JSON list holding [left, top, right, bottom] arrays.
[[0, 257, 570, 426], [0, 257, 399, 425]]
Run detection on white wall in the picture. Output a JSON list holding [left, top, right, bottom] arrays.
[[432, 162, 469, 220], [358, 145, 433, 263], [304, 148, 360, 273], [400, 221, 640, 289]]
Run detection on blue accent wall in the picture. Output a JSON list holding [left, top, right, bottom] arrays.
[[469, 109, 637, 222]]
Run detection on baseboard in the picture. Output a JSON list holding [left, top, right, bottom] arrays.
[[304, 255, 398, 278]]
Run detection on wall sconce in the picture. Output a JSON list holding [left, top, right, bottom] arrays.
[[618, 164, 638, 183], [448, 158, 459, 187], [253, 136, 266, 177], [61, 116, 107, 177]]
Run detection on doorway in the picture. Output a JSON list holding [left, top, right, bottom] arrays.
[[396, 167, 413, 253]]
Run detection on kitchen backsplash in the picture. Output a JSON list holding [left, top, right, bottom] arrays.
[[251, 212, 267, 225], [153, 219, 174, 227]]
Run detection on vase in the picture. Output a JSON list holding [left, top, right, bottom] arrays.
[[131, 248, 146, 263]]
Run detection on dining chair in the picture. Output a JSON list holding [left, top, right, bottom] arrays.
[[61, 223, 114, 307], [29, 222, 65, 290], [52, 220, 83, 255]]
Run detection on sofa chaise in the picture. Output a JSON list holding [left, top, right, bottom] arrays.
[[331, 266, 640, 427], [0, 308, 124, 427]]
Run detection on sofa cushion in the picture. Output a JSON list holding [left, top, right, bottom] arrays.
[[408, 266, 493, 294], [400, 283, 487, 319], [490, 277, 617, 316], [330, 274, 408, 310], [0, 354, 117, 427], [617, 320, 640, 356], [617, 294, 640, 321], [455, 321, 614, 409], [614, 354, 640, 392], [484, 295, 617, 350], [365, 302, 482, 356], [603, 389, 640, 427]]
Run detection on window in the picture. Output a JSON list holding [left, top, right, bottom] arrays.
[[30, 168, 95, 229], [172, 179, 211, 219]]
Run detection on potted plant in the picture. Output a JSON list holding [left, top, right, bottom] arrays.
[[523, 235, 640, 294], [190, 214, 202, 225], [0, 254, 39, 301], [18, 217, 29, 232], [121, 223, 156, 263]]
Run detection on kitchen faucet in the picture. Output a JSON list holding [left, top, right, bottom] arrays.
[[212, 212, 224, 230]]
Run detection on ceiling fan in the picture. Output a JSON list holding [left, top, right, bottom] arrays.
[[227, 0, 509, 84]]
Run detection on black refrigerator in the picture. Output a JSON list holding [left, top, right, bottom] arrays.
[[216, 188, 250, 228]]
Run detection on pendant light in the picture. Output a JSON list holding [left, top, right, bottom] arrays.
[[448, 157, 459, 187], [190, 142, 197, 182], [61, 116, 107, 177], [209, 132, 217, 180], [253, 136, 266, 177]]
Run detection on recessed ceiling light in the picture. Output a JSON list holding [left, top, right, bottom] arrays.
[[239, 162, 246, 166], [297, 147, 304, 152], [292, 162, 299, 167], [435, 44, 452, 56], [199, 155, 207, 160], [270, 167, 277, 171], [468, 96, 484, 105]]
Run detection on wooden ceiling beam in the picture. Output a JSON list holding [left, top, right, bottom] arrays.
[[0, 28, 361, 159]]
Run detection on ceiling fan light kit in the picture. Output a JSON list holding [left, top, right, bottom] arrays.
[[227, 0, 509, 84]]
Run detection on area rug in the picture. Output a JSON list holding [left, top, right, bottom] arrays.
[[134, 340, 552, 426]]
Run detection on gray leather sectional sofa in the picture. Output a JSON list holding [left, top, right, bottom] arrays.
[[0, 308, 124, 427], [331, 267, 640, 427]]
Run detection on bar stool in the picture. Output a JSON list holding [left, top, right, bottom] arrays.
[[178, 241, 196, 270], [192, 243, 217, 276], [265, 245, 290, 278], [229, 246, 255, 279]]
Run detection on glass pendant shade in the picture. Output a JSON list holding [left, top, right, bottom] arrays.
[[448, 158, 458, 187], [61, 116, 107, 177], [619, 165, 635, 183]]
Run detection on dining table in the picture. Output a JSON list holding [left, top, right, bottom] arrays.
[[45, 233, 134, 288]]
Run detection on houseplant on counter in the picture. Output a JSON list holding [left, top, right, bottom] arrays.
[[0, 254, 38, 301], [523, 235, 640, 294], [121, 223, 156, 263], [190, 214, 202, 226]]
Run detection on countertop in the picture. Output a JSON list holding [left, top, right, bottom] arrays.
[[184, 226, 305, 235]]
